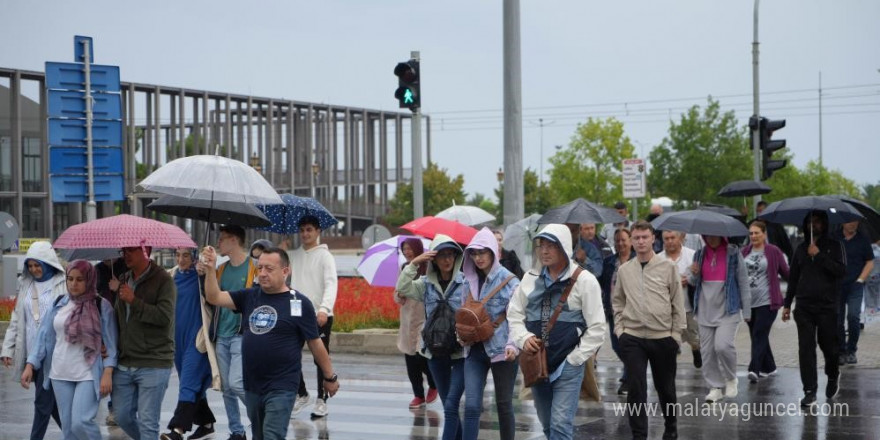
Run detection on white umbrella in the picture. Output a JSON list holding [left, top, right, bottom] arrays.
[[435, 202, 496, 226], [137, 155, 282, 205], [503, 213, 543, 270]]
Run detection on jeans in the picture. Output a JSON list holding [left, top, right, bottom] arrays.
[[31, 367, 61, 440], [838, 282, 864, 354], [216, 334, 246, 435], [619, 334, 678, 440], [51, 379, 101, 440], [462, 344, 517, 440], [405, 353, 435, 398], [299, 316, 333, 400], [748, 305, 778, 374], [427, 356, 464, 440], [531, 360, 586, 440], [794, 306, 839, 393], [111, 366, 171, 440], [244, 390, 297, 440]]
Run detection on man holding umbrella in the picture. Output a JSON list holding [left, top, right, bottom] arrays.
[[782, 211, 846, 408]]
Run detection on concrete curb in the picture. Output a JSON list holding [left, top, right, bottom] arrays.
[[331, 328, 400, 355]]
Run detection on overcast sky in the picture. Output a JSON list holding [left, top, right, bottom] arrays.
[[4, 0, 879, 200]]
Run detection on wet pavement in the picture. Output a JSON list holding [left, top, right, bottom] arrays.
[[3, 314, 880, 439]]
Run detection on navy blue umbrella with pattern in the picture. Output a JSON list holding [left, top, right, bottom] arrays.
[[257, 194, 339, 234]]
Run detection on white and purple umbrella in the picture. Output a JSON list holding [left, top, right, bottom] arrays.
[[357, 235, 430, 287]]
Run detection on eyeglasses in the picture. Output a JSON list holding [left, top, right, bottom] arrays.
[[467, 249, 493, 258], [119, 247, 140, 256]]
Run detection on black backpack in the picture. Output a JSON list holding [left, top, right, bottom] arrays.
[[422, 292, 461, 357]]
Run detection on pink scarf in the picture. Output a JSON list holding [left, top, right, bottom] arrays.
[[701, 237, 729, 282], [64, 260, 103, 365]]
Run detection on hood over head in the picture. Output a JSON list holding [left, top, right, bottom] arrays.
[[23, 241, 64, 282], [531, 223, 575, 272], [462, 227, 501, 296], [802, 210, 830, 240], [427, 234, 464, 281]]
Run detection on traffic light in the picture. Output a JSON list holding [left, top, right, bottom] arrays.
[[394, 60, 420, 111], [759, 117, 787, 180]]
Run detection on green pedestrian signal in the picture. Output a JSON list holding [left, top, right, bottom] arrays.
[[394, 60, 420, 111]]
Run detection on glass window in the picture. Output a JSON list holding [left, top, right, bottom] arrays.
[[53, 203, 70, 237], [0, 198, 12, 216], [22, 137, 42, 192], [22, 198, 45, 238]]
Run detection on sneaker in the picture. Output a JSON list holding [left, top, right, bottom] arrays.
[[846, 352, 858, 364], [160, 431, 184, 440], [311, 398, 328, 418], [105, 411, 117, 426], [425, 387, 438, 404], [705, 388, 724, 403], [188, 424, 215, 440], [838, 354, 847, 365], [409, 396, 426, 409], [292, 394, 311, 416], [617, 382, 629, 395], [724, 378, 738, 398], [692, 350, 702, 369], [227, 433, 246, 440], [759, 369, 777, 378], [826, 372, 840, 399], [748, 371, 760, 383], [800, 391, 817, 408]]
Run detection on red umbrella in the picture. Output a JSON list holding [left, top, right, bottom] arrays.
[[54, 214, 197, 250], [400, 216, 478, 245]]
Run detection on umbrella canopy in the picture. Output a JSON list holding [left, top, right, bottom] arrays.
[[651, 210, 749, 237], [356, 235, 430, 287], [717, 180, 772, 197], [757, 196, 864, 226], [137, 154, 282, 205], [503, 213, 543, 270], [257, 194, 338, 234], [698, 203, 746, 220], [400, 216, 478, 245], [60, 248, 122, 261], [54, 214, 197, 250], [147, 194, 271, 228], [435, 204, 496, 226], [538, 198, 626, 225], [825, 195, 880, 242]]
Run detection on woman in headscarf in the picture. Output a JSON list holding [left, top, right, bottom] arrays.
[[1, 241, 66, 440], [21, 259, 118, 440]]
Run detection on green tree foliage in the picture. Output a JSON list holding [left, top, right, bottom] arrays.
[[495, 168, 554, 221], [864, 183, 880, 211], [382, 162, 467, 226], [467, 193, 498, 218], [546, 118, 635, 207], [647, 98, 752, 208]]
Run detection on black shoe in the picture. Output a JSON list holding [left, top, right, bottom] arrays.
[[160, 431, 184, 440], [227, 433, 247, 440], [838, 354, 846, 365], [663, 431, 679, 440], [826, 372, 840, 399], [617, 382, 629, 395], [800, 391, 817, 408], [693, 350, 702, 369], [188, 424, 215, 440]]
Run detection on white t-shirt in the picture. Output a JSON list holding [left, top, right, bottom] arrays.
[[658, 246, 696, 311], [49, 301, 92, 382]]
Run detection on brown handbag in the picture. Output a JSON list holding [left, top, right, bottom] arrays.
[[455, 275, 516, 344], [520, 267, 582, 387]]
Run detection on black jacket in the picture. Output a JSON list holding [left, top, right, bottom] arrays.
[[784, 213, 845, 310]]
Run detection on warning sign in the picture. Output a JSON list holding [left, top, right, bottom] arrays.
[[622, 158, 646, 199]]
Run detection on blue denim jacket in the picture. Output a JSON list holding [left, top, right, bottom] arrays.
[[27, 295, 119, 400], [462, 265, 520, 360], [692, 245, 752, 320]]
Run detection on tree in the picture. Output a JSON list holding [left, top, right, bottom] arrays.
[[546, 118, 635, 207], [467, 193, 498, 218], [864, 182, 880, 211], [495, 168, 554, 222], [648, 98, 752, 208], [382, 162, 467, 226]]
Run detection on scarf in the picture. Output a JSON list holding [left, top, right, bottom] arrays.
[[25, 259, 58, 282], [701, 238, 729, 282], [64, 260, 103, 365]]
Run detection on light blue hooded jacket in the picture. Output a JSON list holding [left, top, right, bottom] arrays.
[[461, 227, 521, 362]]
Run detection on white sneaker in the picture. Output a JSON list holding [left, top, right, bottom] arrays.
[[705, 388, 724, 403], [759, 369, 778, 377], [292, 395, 311, 416], [311, 398, 328, 418], [725, 378, 739, 398], [748, 371, 759, 383]]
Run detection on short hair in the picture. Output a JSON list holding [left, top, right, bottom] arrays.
[[614, 201, 627, 210], [749, 219, 767, 233], [613, 227, 632, 239], [630, 220, 654, 235], [298, 215, 321, 230], [219, 225, 246, 246], [661, 230, 686, 239], [756, 201, 768, 209], [260, 247, 290, 268]]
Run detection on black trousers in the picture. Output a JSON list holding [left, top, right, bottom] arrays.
[[619, 334, 678, 440], [299, 316, 333, 400], [794, 305, 839, 393], [168, 398, 216, 432], [404, 353, 435, 398], [748, 305, 778, 374]]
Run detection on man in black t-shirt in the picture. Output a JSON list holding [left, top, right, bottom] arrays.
[[201, 246, 340, 440]]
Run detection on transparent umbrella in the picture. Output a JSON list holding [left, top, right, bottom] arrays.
[[435, 203, 496, 226], [503, 214, 543, 271]]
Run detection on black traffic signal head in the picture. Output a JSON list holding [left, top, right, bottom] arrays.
[[394, 60, 420, 111], [760, 117, 787, 180]]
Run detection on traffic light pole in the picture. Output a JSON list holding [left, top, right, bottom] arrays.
[[751, 0, 762, 217], [411, 53, 424, 219]]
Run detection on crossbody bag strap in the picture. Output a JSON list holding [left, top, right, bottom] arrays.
[[544, 267, 583, 339], [30, 283, 42, 322], [477, 274, 516, 327]]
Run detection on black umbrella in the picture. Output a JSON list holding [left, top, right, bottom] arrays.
[[538, 198, 626, 225], [147, 194, 271, 228], [698, 203, 745, 220], [825, 195, 880, 242], [651, 210, 749, 237], [757, 195, 863, 226], [717, 180, 772, 197]]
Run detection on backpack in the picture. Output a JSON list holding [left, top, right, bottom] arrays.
[[455, 275, 516, 344], [422, 291, 461, 357]]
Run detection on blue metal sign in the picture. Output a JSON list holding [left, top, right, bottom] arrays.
[[45, 62, 121, 92], [47, 89, 121, 119], [74, 35, 94, 63], [48, 119, 123, 147], [49, 147, 124, 174], [50, 175, 125, 202]]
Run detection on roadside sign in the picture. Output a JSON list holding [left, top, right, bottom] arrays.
[[47, 89, 121, 119], [45, 62, 120, 92], [622, 158, 647, 199]]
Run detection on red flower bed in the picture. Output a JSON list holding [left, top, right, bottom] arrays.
[[0, 297, 15, 321], [333, 277, 399, 332]]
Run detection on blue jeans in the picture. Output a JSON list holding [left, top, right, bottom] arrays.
[[462, 344, 517, 440], [531, 361, 585, 440], [52, 379, 101, 440], [31, 367, 61, 440], [427, 356, 464, 440], [216, 335, 246, 435], [244, 390, 296, 440], [111, 366, 171, 440], [838, 282, 864, 354]]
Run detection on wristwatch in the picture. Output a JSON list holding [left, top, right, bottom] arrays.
[[323, 373, 338, 383]]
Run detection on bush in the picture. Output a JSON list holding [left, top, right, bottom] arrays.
[[333, 277, 399, 333], [0, 297, 15, 321]]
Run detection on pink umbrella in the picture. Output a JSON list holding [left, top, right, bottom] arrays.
[[54, 214, 197, 251]]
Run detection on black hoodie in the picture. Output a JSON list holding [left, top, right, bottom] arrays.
[[784, 211, 846, 309]]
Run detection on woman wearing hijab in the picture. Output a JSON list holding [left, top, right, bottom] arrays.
[[1, 241, 66, 440], [461, 227, 520, 440], [21, 259, 118, 440], [690, 236, 751, 403]]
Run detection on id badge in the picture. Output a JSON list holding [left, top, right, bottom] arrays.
[[290, 299, 302, 317]]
